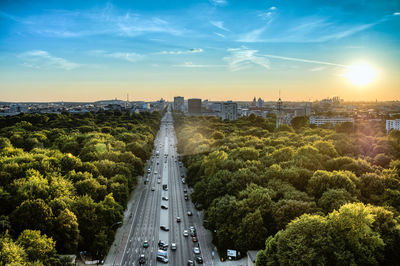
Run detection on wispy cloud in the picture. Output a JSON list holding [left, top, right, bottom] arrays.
[[214, 32, 225, 38], [209, 0, 227, 7], [157, 48, 203, 55], [237, 15, 387, 43], [237, 27, 267, 42], [7, 4, 183, 38], [393, 12, 400, 16], [19, 50, 79, 70], [173, 62, 224, 68], [223, 47, 270, 71], [262, 54, 346, 67], [210, 21, 230, 31], [269, 6, 277, 11], [90, 50, 144, 62]]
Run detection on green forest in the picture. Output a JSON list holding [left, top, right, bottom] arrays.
[[0, 111, 160, 265], [174, 113, 400, 265]]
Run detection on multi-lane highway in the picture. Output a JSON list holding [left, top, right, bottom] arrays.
[[106, 108, 215, 266]]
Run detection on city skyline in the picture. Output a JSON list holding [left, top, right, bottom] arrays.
[[1, 0, 400, 102]]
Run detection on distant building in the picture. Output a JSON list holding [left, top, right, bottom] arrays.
[[257, 97, 264, 108], [276, 97, 284, 128], [174, 96, 184, 112], [310, 116, 354, 126], [188, 98, 201, 114], [251, 97, 257, 107], [221, 101, 238, 120], [386, 119, 400, 132]]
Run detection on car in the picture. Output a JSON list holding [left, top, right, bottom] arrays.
[[161, 205, 168, 209], [187, 211, 193, 216], [162, 196, 169, 201], [182, 178, 186, 184], [171, 243, 177, 250], [184, 194, 189, 201], [176, 217, 181, 222], [160, 244, 168, 251], [189, 226, 196, 231], [187, 260, 195, 266], [139, 254, 146, 264], [196, 257, 203, 264], [151, 187, 155, 191], [183, 230, 189, 237], [157, 162, 159, 165], [154, 171, 158, 174], [158, 179, 161, 184], [143, 241, 149, 248], [160, 225, 169, 231], [147, 168, 151, 173], [192, 236, 198, 242], [193, 247, 201, 255], [181, 174, 185, 178], [156, 255, 168, 263]]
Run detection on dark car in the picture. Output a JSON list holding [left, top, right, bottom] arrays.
[[188, 260, 195, 266], [139, 254, 146, 264], [192, 236, 198, 242], [176, 217, 181, 222], [156, 256, 168, 263], [196, 256, 203, 264], [160, 225, 169, 231], [162, 196, 169, 201], [143, 240, 149, 248], [187, 211, 193, 216], [183, 189, 188, 193], [184, 194, 189, 201], [161, 204, 168, 209]]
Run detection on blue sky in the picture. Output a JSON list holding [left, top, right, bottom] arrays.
[[0, 0, 399, 101]]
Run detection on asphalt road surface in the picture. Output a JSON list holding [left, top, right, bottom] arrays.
[[106, 108, 215, 266]]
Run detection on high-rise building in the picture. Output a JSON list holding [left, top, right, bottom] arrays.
[[386, 119, 400, 132], [221, 101, 238, 120], [188, 98, 202, 114], [276, 97, 284, 128], [174, 96, 184, 112]]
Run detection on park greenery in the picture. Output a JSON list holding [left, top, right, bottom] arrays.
[[173, 113, 400, 265], [0, 110, 160, 265]]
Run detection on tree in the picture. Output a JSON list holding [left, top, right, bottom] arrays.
[[258, 203, 388, 266], [235, 209, 268, 251], [10, 199, 54, 236], [318, 189, 358, 213], [54, 209, 79, 253], [0, 232, 27, 264], [307, 170, 358, 198], [17, 229, 56, 262], [290, 116, 309, 130]]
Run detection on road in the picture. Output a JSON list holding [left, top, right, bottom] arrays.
[[105, 107, 216, 266]]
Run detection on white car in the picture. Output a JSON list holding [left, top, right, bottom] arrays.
[[193, 247, 201, 255], [183, 230, 189, 237]]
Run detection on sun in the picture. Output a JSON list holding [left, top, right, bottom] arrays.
[[344, 62, 377, 86]]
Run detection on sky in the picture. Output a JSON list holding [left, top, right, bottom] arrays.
[[0, 0, 399, 102]]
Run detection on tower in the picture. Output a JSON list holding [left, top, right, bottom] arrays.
[[276, 90, 284, 128]]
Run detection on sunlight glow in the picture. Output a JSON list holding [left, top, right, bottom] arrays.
[[344, 62, 377, 86]]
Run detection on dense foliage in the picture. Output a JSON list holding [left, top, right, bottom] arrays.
[[0, 111, 160, 265], [173, 113, 400, 264]]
